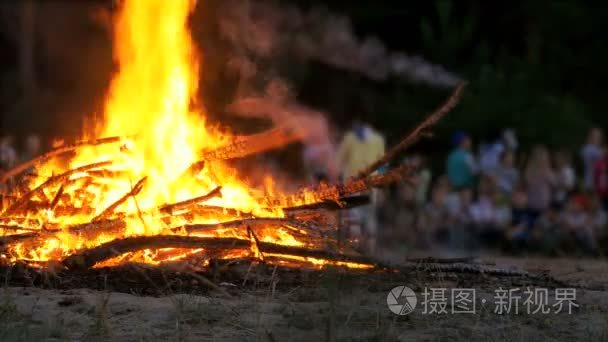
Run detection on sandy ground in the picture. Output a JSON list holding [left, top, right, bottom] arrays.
[[1, 256, 608, 341]]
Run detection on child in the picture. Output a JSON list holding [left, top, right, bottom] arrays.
[[560, 194, 598, 255], [469, 176, 510, 246], [594, 144, 608, 210], [417, 183, 451, 248], [507, 186, 536, 249]]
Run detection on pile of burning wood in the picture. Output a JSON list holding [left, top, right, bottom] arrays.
[[0, 84, 465, 273]]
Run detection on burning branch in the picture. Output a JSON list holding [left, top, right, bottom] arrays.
[[356, 81, 467, 179], [0, 136, 124, 183], [177, 217, 323, 236], [200, 127, 303, 161], [3, 161, 112, 215], [159, 186, 222, 214], [92, 177, 147, 222], [265, 165, 414, 208]]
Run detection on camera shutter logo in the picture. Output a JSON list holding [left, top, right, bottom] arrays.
[[387, 286, 417, 315]]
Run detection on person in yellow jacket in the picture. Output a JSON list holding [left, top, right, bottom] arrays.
[[336, 120, 386, 254]]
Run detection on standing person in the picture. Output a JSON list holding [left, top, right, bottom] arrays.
[[492, 150, 519, 197], [446, 131, 478, 190], [404, 154, 432, 205], [524, 146, 555, 219], [478, 128, 519, 176], [581, 127, 603, 192], [336, 119, 386, 254]]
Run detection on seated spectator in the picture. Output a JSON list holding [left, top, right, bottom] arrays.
[[594, 144, 608, 210], [381, 182, 419, 248], [588, 195, 607, 240], [560, 194, 598, 255], [581, 127, 603, 192], [469, 176, 511, 246], [446, 188, 474, 250], [506, 186, 536, 248], [492, 150, 519, 197], [535, 204, 563, 254], [417, 183, 451, 248], [553, 149, 576, 208]]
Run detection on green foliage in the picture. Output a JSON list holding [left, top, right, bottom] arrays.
[[420, 0, 476, 65], [383, 0, 596, 151]]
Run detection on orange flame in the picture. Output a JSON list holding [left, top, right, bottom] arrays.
[[3, 0, 371, 271]]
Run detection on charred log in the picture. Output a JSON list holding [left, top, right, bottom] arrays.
[[62, 235, 375, 270]]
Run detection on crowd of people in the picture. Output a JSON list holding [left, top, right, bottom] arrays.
[[374, 127, 608, 256]]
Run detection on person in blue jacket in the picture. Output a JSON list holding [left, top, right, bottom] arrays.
[[447, 131, 478, 190]]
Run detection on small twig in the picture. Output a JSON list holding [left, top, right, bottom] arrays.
[[49, 184, 65, 211], [247, 225, 264, 261], [128, 178, 148, 231], [184, 271, 232, 298], [92, 177, 147, 222]]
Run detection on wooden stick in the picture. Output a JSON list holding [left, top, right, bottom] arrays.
[[62, 236, 250, 269], [176, 217, 321, 235], [281, 195, 370, 212], [159, 186, 222, 214], [263, 165, 414, 208], [356, 81, 467, 179], [92, 177, 147, 222], [1, 136, 123, 183]]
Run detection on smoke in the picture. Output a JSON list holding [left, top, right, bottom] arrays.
[[214, 0, 460, 181], [217, 0, 461, 87]]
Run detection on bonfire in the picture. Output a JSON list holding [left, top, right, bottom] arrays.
[[0, 0, 464, 272]]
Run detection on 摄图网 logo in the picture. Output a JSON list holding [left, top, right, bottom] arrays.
[[387, 286, 417, 315]]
